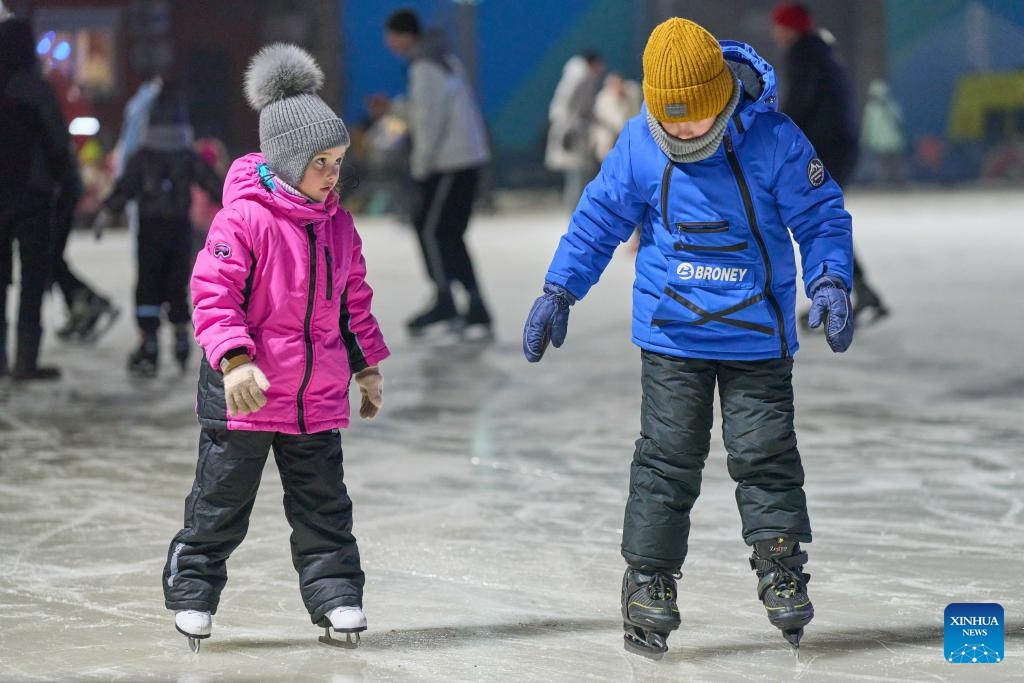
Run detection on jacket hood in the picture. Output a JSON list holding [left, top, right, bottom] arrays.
[[223, 152, 339, 223], [720, 40, 778, 129], [408, 28, 450, 67]]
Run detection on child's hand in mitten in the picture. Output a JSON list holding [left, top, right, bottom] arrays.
[[223, 360, 270, 416], [354, 366, 383, 419]]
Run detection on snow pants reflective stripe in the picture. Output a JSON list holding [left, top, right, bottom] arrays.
[[620, 351, 811, 571], [163, 428, 364, 623]]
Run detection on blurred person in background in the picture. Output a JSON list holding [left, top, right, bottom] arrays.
[[771, 2, 889, 324], [590, 71, 643, 253], [112, 72, 163, 239], [0, 15, 66, 380], [546, 50, 605, 212], [384, 8, 494, 339], [50, 155, 120, 343], [190, 136, 229, 251], [860, 79, 906, 187], [590, 71, 642, 165], [97, 85, 222, 378]]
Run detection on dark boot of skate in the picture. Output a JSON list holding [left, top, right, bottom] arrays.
[[461, 291, 494, 341], [60, 290, 119, 342], [174, 324, 192, 373], [852, 282, 890, 326], [406, 292, 460, 337], [621, 567, 681, 659], [750, 537, 813, 647], [127, 334, 159, 378]]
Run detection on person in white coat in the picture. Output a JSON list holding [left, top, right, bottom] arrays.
[[545, 51, 604, 212]]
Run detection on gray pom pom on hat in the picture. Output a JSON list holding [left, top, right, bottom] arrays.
[[244, 43, 349, 187]]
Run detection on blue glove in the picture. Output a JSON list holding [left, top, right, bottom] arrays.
[[523, 282, 576, 362], [808, 275, 854, 352]]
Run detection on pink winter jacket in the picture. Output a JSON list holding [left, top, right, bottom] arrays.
[[191, 153, 390, 433]]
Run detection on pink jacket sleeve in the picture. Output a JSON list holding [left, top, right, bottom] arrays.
[[340, 224, 390, 371], [192, 207, 257, 368]]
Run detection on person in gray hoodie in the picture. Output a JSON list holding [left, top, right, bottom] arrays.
[[384, 8, 493, 338]]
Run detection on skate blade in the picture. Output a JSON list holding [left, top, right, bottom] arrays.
[[175, 625, 210, 653], [459, 323, 495, 344], [622, 624, 668, 661], [783, 627, 804, 652], [318, 626, 365, 649], [623, 634, 666, 661]]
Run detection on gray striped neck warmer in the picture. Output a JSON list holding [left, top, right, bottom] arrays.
[[647, 76, 740, 163]]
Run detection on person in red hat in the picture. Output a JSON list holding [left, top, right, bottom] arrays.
[[770, 2, 889, 324]]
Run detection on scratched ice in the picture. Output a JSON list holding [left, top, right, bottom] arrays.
[[1, 188, 1021, 681]]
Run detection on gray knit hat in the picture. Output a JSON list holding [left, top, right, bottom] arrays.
[[243, 43, 349, 187]]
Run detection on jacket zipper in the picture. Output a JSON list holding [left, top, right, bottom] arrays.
[[324, 246, 333, 300], [660, 160, 674, 234], [724, 135, 788, 358], [296, 223, 317, 433]]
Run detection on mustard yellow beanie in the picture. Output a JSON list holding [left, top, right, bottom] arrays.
[[642, 18, 734, 123]]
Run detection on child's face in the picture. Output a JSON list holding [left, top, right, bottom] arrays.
[[660, 116, 717, 140], [298, 145, 347, 202]]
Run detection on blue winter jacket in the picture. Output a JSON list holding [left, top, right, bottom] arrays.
[[545, 41, 853, 361]]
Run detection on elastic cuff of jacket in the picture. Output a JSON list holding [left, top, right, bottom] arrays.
[[543, 282, 577, 305], [809, 274, 847, 294]]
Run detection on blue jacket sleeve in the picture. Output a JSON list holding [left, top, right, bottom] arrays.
[[770, 119, 853, 295], [545, 124, 647, 300]]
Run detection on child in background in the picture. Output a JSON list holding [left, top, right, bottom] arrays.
[[161, 44, 390, 652], [99, 85, 222, 376], [524, 18, 854, 658]]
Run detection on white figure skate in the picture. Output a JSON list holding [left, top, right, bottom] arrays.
[[175, 610, 212, 653], [317, 606, 367, 648]]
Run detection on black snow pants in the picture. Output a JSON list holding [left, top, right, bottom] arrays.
[[136, 217, 192, 334], [621, 351, 811, 571], [412, 166, 483, 297], [163, 428, 364, 623]]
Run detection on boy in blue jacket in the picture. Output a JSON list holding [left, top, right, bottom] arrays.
[[523, 18, 853, 658]]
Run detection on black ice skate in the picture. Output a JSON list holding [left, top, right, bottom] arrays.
[[852, 286, 890, 327], [406, 295, 461, 337], [127, 339, 159, 378], [459, 293, 494, 342], [317, 606, 367, 648], [59, 292, 120, 343], [750, 537, 813, 649], [621, 567, 682, 660]]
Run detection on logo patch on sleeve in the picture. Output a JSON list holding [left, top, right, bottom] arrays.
[[213, 242, 232, 259], [807, 158, 826, 187]]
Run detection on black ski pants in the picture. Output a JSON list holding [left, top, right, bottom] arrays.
[[163, 428, 364, 623], [621, 351, 811, 571], [0, 191, 52, 371], [412, 166, 482, 297], [136, 217, 192, 334]]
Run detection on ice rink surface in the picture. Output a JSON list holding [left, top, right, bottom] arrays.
[[1, 188, 1022, 682]]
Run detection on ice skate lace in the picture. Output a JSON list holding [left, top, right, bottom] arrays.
[[646, 572, 682, 601], [765, 561, 805, 599]]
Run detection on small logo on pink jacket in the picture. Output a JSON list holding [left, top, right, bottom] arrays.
[[213, 242, 232, 259]]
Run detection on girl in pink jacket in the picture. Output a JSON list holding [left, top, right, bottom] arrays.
[[162, 44, 389, 652]]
